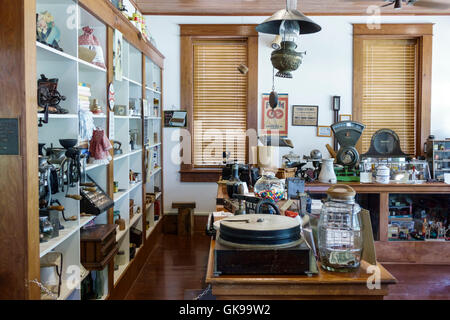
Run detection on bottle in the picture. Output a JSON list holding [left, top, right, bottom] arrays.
[[318, 185, 363, 272]]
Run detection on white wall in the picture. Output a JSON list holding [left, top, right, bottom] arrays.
[[145, 15, 450, 214]]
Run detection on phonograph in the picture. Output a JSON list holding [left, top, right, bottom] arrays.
[[331, 121, 365, 182], [212, 214, 317, 276]]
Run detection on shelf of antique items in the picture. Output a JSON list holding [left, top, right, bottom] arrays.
[[387, 193, 450, 243], [145, 161, 162, 240]]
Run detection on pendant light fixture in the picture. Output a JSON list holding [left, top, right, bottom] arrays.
[[256, 0, 321, 78]]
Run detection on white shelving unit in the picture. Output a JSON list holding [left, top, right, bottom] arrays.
[[112, 41, 145, 287], [37, 0, 109, 300], [36, 0, 164, 300]]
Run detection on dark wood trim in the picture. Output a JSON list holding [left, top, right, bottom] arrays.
[[78, 0, 165, 68], [352, 23, 433, 157], [353, 24, 434, 36], [0, 0, 40, 300], [105, 26, 116, 293], [143, 11, 450, 16], [180, 24, 259, 37], [180, 169, 222, 182], [180, 25, 259, 182]]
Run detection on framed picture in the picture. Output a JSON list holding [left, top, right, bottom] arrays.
[[113, 30, 123, 81], [292, 105, 318, 126], [339, 114, 352, 122], [317, 126, 332, 137], [164, 110, 187, 128], [261, 93, 288, 137]]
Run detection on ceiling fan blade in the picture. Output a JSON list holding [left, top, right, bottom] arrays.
[[381, 2, 396, 7], [411, 1, 450, 9]]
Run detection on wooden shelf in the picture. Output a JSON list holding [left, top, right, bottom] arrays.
[[39, 220, 80, 258]]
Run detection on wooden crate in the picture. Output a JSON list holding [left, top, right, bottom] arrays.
[[276, 168, 297, 179], [80, 224, 118, 271]]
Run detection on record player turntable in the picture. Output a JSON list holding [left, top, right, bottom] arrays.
[[213, 214, 317, 276]]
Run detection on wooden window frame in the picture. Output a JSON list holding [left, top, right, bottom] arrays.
[[353, 24, 433, 157], [180, 25, 258, 182]]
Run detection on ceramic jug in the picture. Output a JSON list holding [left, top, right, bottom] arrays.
[[319, 158, 337, 184]]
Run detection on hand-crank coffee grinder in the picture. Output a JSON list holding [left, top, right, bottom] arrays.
[[331, 121, 365, 182]]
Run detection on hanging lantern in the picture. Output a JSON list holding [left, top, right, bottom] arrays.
[[256, 0, 321, 78]]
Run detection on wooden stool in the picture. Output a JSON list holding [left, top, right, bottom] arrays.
[[172, 202, 196, 236]]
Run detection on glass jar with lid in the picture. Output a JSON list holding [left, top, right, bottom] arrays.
[[318, 185, 363, 272], [254, 170, 285, 202]]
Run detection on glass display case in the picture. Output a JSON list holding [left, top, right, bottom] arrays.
[[388, 194, 449, 242], [361, 157, 431, 183]]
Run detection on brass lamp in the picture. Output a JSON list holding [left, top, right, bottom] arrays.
[[256, 0, 321, 78]]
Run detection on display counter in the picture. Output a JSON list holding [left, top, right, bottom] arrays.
[[216, 182, 450, 264], [205, 238, 397, 300]]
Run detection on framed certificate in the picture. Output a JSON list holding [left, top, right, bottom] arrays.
[[339, 114, 352, 122], [292, 105, 318, 126], [317, 126, 332, 137]]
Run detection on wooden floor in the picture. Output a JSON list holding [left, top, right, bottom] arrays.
[[125, 233, 450, 300]]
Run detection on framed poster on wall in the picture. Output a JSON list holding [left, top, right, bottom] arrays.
[[113, 30, 123, 81], [292, 105, 318, 126], [261, 93, 288, 137]]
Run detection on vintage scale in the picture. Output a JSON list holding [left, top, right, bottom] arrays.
[[331, 121, 365, 182], [212, 214, 317, 276]]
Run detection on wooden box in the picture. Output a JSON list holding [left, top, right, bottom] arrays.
[[80, 224, 118, 271], [276, 168, 297, 179], [214, 239, 313, 276]]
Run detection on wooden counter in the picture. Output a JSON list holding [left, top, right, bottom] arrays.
[[216, 182, 450, 264], [206, 239, 397, 300], [304, 181, 450, 194]]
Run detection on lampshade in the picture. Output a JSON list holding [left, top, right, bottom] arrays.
[[255, 9, 321, 35]]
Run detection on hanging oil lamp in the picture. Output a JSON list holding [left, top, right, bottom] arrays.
[[256, 0, 321, 78]]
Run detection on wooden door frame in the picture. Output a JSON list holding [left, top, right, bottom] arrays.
[[179, 25, 259, 182], [352, 24, 433, 156]]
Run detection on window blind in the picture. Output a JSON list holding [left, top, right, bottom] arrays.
[[193, 39, 248, 166], [361, 39, 417, 155]]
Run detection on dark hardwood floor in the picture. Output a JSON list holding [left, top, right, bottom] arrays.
[[125, 233, 450, 300]]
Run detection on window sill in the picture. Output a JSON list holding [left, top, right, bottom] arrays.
[[179, 169, 221, 183]]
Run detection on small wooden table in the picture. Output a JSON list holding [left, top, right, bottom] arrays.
[[206, 239, 397, 300]]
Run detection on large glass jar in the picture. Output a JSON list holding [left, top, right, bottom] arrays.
[[254, 171, 285, 202], [318, 185, 363, 272]]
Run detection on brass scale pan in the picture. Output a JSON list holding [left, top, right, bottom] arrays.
[[214, 214, 303, 249]]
